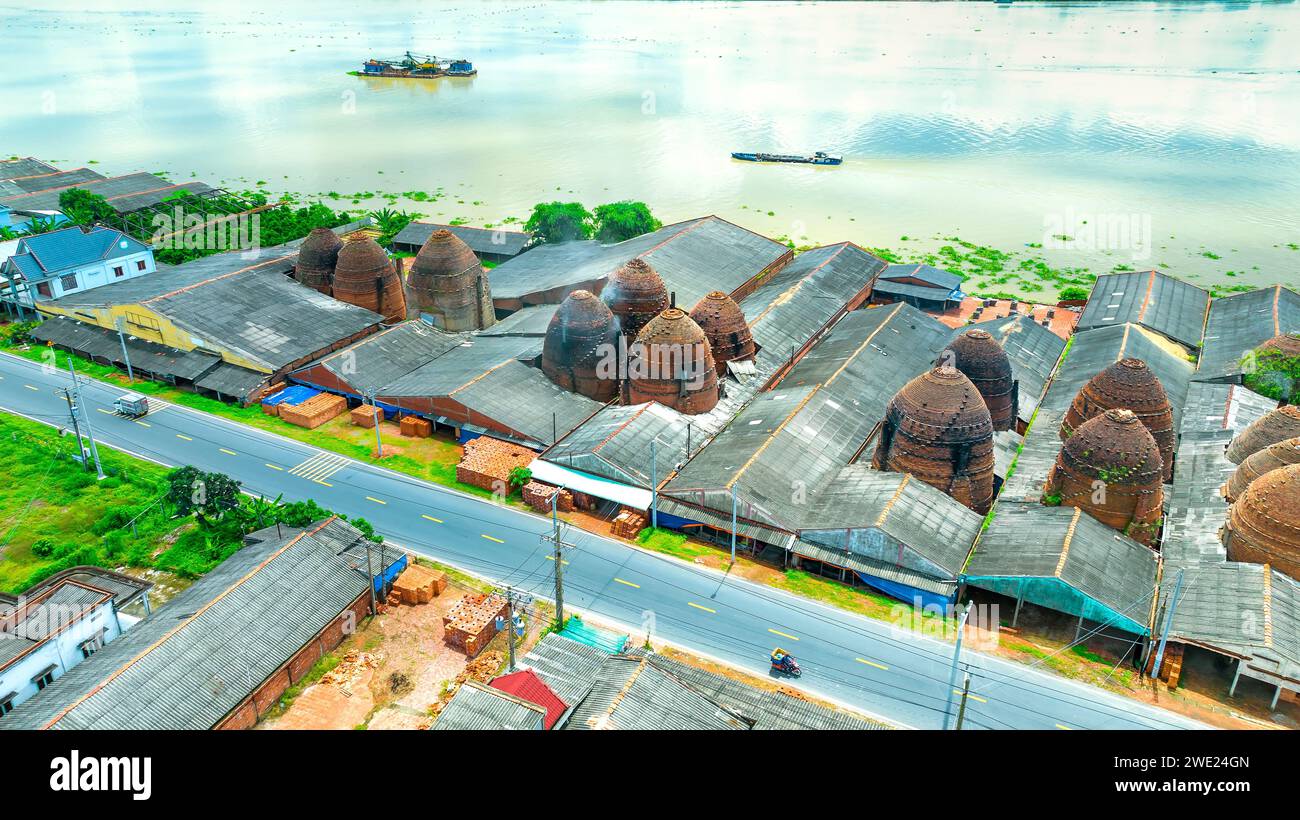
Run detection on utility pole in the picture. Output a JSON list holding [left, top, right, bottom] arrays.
[[505, 587, 518, 672], [368, 393, 383, 458], [1151, 568, 1185, 681], [730, 484, 738, 564], [651, 438, 658, 529], [364, 539, 378, 615], [954, 671, 972, 730], [115, 317, 135, 383], [942, 601, 971, 730], [549, 491, 566, 629], [67, 357, 104, 479], [59, 388, 87, 471]]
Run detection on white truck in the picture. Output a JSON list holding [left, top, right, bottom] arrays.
[[113, 393, 150, 418]]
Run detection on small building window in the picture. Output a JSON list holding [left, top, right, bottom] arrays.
[[59, 273, 79, 292], [80, 631, 105, 659], [33, 669, 54, 690], [36, 282, 52, 298], [0, 693, 15, 717], [136, 260, 147, 271], [126, 312, 160, 332], [113, 266, 125, 278]]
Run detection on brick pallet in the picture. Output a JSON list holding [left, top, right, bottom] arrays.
[[400, 415, 432, 438], [280, 393, 347, 429], [351, 404, 383, 428], [390, 564, 447, 605], [456, 436, 535, 493], [523, 480, 573, 513], [443, 593, 508, 658], [611, 509, 647, 539]]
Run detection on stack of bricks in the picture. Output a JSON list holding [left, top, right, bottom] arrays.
[[279, 393, 348, 429], [387, 564, 447, 606], [522, 481, 574, 514], [351, 404, 383, 428], [455, 436, 535, 493], [443, 593, 508, 658], [400, 415, 433, 438], [610, 509, 648, 539]]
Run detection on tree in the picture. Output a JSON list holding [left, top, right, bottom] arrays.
[[58, 188, 116, 226], [1058, 285, 1091, 302], [166, 466, 242, 526], [509, 466, 532, 493], [524, 202, 593, 244], [593, 201, 661, 243]]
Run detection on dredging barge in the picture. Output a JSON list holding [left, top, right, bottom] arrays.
[[731, 150, 842, 166], [360, 52, 477, 79]]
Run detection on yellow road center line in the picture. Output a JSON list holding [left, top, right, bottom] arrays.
[[614, 578, 640, 588], [135, 421, 150, 427], [176, 434, 192, 441], [1055, 723, 1072, 731], [313, 479, 332, 487], [219, 448, 237, 455], [266, 463, 283, 471], [366, 496, 386, 505], [688, 602, 716, 613], [856, 658, 889, 671], [421, 514, 443, 523], [954, 689, 988, 703], [25, 384, 39, 391], [545, 555, 570, 565], [96, 407, 112, 414], [481, 534, 505, 543], [768, 628, 799, 641]]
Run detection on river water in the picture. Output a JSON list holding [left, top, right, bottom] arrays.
[[2, 0, 1298, 296]]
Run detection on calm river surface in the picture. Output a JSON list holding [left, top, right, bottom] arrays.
[[2, 0, 1298, 296]]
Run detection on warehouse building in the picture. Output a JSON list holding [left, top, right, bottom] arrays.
[[391, 221, 530, 264], [1195, 284, 1299, 384], [0, 569, 152, 719], [1075, 270, 1210, 350], [869, 263, 965, 312], [34, 244, 385, 402], [0, 518, 402, 731], [487, 216, 792, 313]]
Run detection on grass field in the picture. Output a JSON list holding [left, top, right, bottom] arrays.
[[0, 411, 188, 594]]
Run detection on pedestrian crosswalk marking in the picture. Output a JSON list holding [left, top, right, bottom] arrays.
[[287, 452, 349, 482]]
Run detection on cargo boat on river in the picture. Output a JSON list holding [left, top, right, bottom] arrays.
[[359, 52, 476, 79], [731, 150, 842, 165]]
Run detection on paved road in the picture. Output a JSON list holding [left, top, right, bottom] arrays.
[[0, 352, 1206, 730]]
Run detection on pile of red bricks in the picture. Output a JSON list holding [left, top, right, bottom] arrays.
[[400, 415, 433, 438], [443, 593, 508, 658], [611, 509, 647, 539], [522, 481, 574, 514], [456, 436, 535, 493], [280, 393, 347, 429], [387, 564, 448, 606], [351, 404, 383, 428]]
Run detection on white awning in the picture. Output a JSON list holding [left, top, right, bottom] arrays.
[[529, 459, 652, 511]]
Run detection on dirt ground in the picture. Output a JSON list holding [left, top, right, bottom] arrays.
[[262, 575, 555, 730]]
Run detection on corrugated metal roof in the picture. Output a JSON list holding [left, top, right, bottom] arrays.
[[477, 304, 558, 337], [393, 222, 530, 257], [294, 320, 466, 397], [488, 216, 788, 308], [0, 518, 380, 730], [1196, 285, 1300, 383], [741, 242, 884, 357], [564, 655, 751, 730], [0, 172, 210, 215], [432, 680, 546, 730], [6, 168, 107, 194], [520, 633, 610, 706], [792, 538, 956, 597], [193, 362, 267, 401], [1076, 271, 1209, 349], [489, 669, 567, 729], [31, 316, 222, 382], [543, 402, 696, 488], [966, 502, 1159, 633], [800, 465, 982, 577], [0, 158, 59, 181], [880, 263, 963, 290]]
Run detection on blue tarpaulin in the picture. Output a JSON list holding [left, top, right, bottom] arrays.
[[262, 385, 319, 407], [561, 616, 628, 654], [855, 572, 953, 611]]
